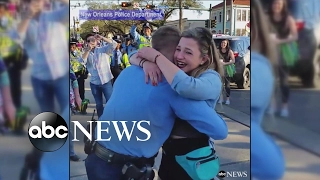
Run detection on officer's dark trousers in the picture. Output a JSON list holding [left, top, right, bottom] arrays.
[[85, 153, 123, 180], [7, 63, 22, 108], [111, 67, 122, 85], [77, 76, 85, 100]]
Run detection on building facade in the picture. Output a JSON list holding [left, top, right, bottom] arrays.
[[211, 0, 250, 36], [164, 18, 208, 31]]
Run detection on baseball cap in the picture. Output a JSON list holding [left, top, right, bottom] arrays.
[[70, 38, 78, 44], [112, 35, 122, 42]]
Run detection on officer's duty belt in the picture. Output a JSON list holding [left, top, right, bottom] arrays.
[[94, 143, 155, 165]]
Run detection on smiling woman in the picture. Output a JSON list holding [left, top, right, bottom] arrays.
[[128, 26, 227, 180]]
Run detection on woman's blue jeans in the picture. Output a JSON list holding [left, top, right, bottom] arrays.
[[31, 75, 69, 113]]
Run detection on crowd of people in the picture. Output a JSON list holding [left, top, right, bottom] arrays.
[[69, 21, 153, 117]]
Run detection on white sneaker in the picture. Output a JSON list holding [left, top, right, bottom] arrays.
[[218, 98, 223, 104], [225, 99, 230, 105], [280, 108, 289, 118]]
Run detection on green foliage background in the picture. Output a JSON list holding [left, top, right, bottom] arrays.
[[76, 0, 205, 38]]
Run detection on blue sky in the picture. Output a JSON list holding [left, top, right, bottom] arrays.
[[70, 1, 221, 25]]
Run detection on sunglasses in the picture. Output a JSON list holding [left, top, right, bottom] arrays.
[[87, 38, 96, 43]]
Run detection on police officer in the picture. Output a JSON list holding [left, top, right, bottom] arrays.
[[0, 0, 27, 109], [110, 38, 123, 85], [120, 48, 131, 70], [121, 34, 136, 54], [70, 38, 87, 102], [130, 21, 152, 49]]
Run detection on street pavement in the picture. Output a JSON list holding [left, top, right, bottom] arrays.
[[262, 77, 320, 160], [226, 84, 250, 116], [220, 81, 320, 179], [267, 77, 320, 134], [275, 139, 320, 180]]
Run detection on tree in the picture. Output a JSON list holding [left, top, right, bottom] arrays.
[[79, 0, 204, 36], [80, 1, 136, 36], [178, 0, 183, 31]]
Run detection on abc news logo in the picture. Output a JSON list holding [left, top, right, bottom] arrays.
[[28, 112, 152, 152], [218, 170, 248, 178], [28, 112, 68, 152]]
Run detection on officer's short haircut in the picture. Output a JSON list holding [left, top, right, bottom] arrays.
[[152, 26, 181, 52]]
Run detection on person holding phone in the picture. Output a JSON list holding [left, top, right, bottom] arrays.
[[15, 0, 70, 179], [81, 33, 117, 118]]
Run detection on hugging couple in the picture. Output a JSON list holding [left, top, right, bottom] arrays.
[[85, 26, 227, 180]]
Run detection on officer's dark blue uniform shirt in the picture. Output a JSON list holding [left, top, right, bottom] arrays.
[[97, 65, 228, 158], [121, 43, 137, 54], [111, 49, 122, 67]]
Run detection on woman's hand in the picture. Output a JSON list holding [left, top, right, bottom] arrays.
[[137, 47, 160, 62], [143, 61, 162, 85], [270, 34, 282, 44], [4, 102, 16, 127], [220, 59, 226, 66]]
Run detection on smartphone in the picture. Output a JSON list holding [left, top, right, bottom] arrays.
[[84, 43, 89, 49]]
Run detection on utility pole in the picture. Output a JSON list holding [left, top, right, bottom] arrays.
[[223, 0, 227, 34], [162, 5, 212, 30], [73, 16, 76, 39], [209, 4, 212, 31], [178, 0, 183, 31], [230, 0, 233, 35], [71, 3, 81, 39]]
